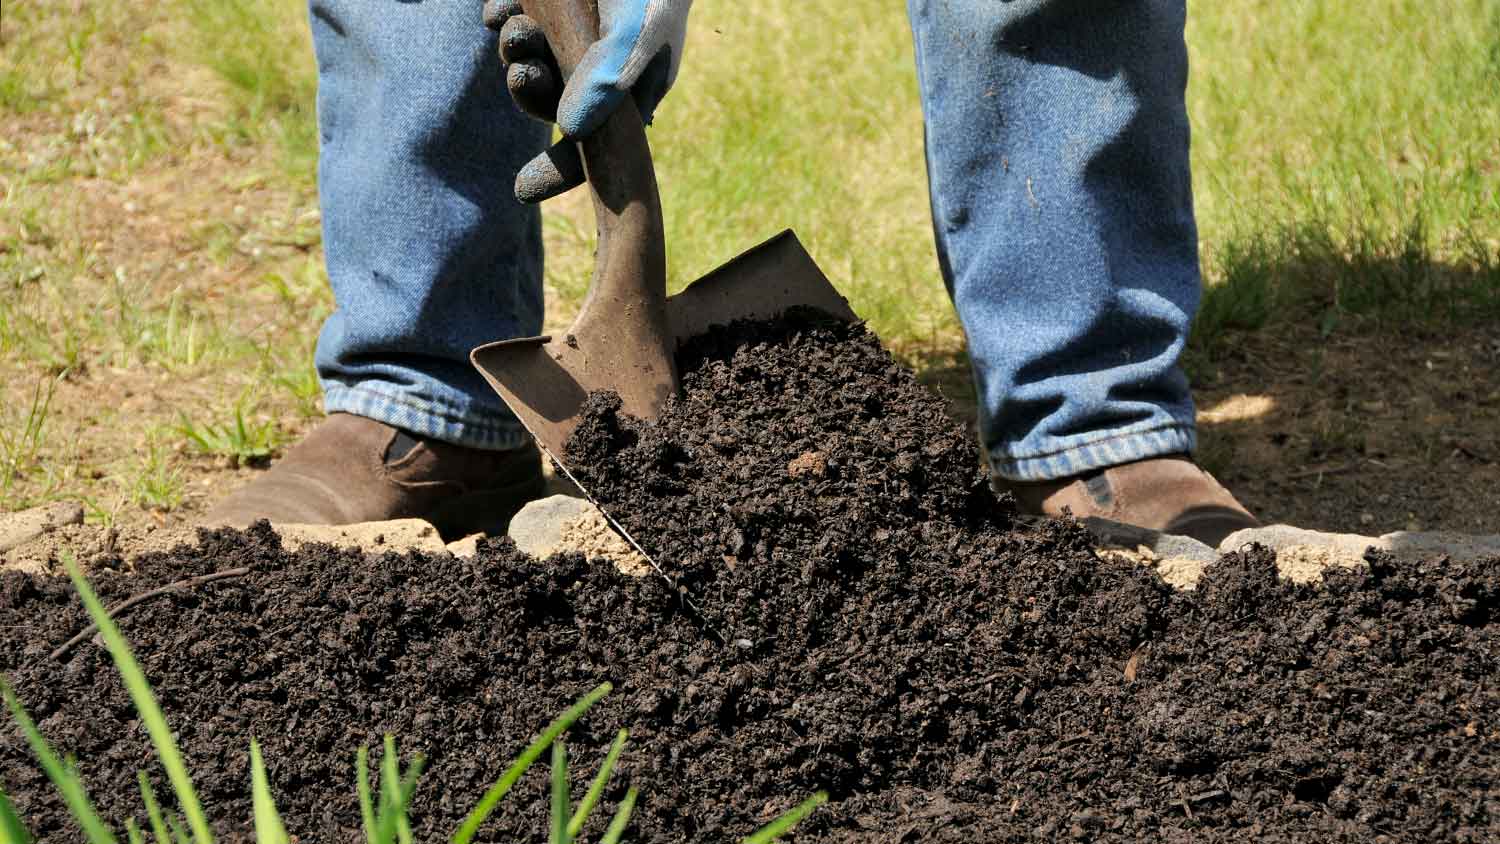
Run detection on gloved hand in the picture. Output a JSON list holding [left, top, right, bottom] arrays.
[[484, 0, 692, 203]]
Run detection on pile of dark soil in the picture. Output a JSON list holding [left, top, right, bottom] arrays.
[[2, 312, 1497, 842]]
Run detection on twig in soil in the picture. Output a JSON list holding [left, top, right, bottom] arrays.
[[1284, 462, 1362, 481], [50, 567, 251, 661], [1451, 441, 1497, 463], [1176, 783, 1194, 819]]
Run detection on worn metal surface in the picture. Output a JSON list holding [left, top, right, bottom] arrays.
[[479, 0, 677, 436]]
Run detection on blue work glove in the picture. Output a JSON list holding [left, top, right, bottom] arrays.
[[484, 0, 692, 203]]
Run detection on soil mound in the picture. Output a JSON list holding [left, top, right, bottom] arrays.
[[1, 312, 1497, 842]]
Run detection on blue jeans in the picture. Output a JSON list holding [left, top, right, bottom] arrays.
[[309, 0, 1200, 481], [310, 0, 545, 450]]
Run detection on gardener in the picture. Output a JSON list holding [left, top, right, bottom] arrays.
[[206, 0, 1258, 547]]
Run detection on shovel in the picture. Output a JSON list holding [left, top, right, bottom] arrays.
[[471, 0, 856, 562]]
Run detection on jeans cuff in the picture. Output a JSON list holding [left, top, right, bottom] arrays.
[[321, 383, 530, 451], [989, 423, 1197, 483]]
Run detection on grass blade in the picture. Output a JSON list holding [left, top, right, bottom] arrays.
[[567, 729, 627, 839], [451, 682, 612, 844], [549, 742, 569, 844], [62, 554, 212, 844], [395, 755, 426, 826], [376, 736, 416, 844], [249, 739, 288, 844], [0, 783, 33, 844], [355, 748, 376, 844], [125, 820, 145, 844], [742, 792, 828, 844], [377, 738, 400, 844], [137, 772, 171, 844], [0, 679, 116, 844], [597, 787, 637, 844]]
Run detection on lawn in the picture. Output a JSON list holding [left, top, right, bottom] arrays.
[[0, 0, 1497, 528]]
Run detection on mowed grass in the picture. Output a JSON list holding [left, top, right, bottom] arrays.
[[1, 0, 1496, 518], [1187, 0, 1500, 358], [0, 0, 327, 517], [169, 0, 1500, 349]]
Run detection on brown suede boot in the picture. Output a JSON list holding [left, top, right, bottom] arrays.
[[996, 454, 1258, 547], [202, 413, 545, 539]]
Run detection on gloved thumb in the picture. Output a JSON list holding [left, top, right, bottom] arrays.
[[555, 0, 690, 139], [514, 139, 586, 204], [555, 34, 634, 139]]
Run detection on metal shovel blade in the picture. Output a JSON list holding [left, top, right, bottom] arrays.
[[471, 229, 856, 471]]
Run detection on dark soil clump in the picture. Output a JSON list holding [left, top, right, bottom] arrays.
[[3, 312, 1498, 841]]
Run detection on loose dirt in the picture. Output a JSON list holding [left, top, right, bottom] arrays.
[[1, 313, 1496, 842]]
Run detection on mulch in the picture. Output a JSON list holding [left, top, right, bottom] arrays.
[[1, 310, 1495, 841]]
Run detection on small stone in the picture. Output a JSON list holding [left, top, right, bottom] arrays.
[[1222, 524, 1500, 583], [1220, 524, 1378, 582], [508, 494, 595, 558], [1082, 517, 1218, 589], [446, 533, 483, 558], [0, 501, 85, 553], [1360, 512, 1375, 525], [557, 511, 652, 577], [508, 495, 651, 576]]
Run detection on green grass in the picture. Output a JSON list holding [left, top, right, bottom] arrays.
[[647, 3, 944, 347], [191, 0, 1497, 353], [1190, 214, 1500, 368], [176, 393, 287, 467], [0, 557, 827, 842], [1186, 0, 1500, 359], [0, 377, 58, 501], [173, 0, 320, 179], [1, 0, 1496, 518], [125, 432, 187, 512]]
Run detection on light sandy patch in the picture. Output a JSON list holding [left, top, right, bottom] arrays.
[[558, 511, 652, 577]]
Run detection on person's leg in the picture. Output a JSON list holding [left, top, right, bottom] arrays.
[[207, 0, 549, 536], [906, 0, 1254, 542], [311, 0, 548, 449]]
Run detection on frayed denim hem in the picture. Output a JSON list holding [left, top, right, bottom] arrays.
[[321, 383, 530, 451], [989, 423, 1197, 483]]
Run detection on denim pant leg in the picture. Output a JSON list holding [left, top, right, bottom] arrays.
[[308, 0, 549, 450], [907, 0, 1201, 482]]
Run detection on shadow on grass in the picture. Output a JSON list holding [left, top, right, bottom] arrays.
[[1188, 219, 1500, 373], [903, 218, 1500, 487]]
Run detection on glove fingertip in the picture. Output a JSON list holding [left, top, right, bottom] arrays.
[[507, 61, 561, 123], [482, 0, 521, 32], [514, 143, 586, 204], [557, 82, 628, 139], [499, 14, 550, 63]]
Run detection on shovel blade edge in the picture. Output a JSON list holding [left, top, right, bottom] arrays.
[[666, 229, 857, 343]]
